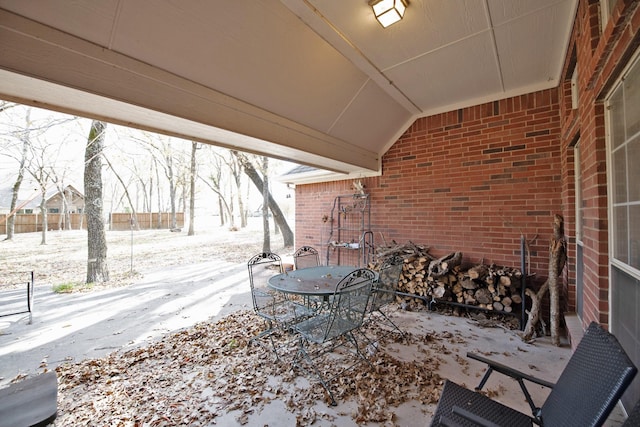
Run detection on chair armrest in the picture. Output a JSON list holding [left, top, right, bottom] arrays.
[[467, 352, 555, 389], [437, 414, 465, 427], [451, 406, 502, 427], [468, 351, 554, 417]]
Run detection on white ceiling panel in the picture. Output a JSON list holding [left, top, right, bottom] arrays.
[[386, 32, 503, 113], [493, 0, 577, 91], [0, 0, 578, 180]]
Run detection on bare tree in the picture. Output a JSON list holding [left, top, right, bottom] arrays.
[[50, 168, 71, 230], [85, 120, 109, 283], [232, 151, 294, 247], [227, 154, 246, 228], [199, 147, 234, 228], [25, 133, 69, 244], [138, 135, 186, 230], [261, 156, 271, 252], [188, 141, 198, 235], [1, 107, 31, 240], [1, 106, 76, 240], [103, 154, 140, 230], [153, 156, 163, 229], [0, 101, 17, 114]]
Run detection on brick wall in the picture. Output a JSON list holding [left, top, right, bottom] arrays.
[[296, 1, 640, 336], [558, 0, 640, 329], [296, 88, 562, 281]]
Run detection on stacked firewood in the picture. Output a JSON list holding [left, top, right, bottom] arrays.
[[375, 243, 524, 313]]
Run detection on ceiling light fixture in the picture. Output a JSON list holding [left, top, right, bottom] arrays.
[[369, 0, 408, 28]]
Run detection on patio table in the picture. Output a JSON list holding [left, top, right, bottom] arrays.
[[267, 265, 360, 298]]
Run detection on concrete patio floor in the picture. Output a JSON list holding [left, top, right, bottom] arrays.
[[0, 260, 629, 426]]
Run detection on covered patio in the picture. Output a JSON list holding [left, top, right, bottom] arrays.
[[1, 0, 639, 422], [1, 255, 611, 425]]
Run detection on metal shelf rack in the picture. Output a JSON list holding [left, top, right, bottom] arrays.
[[325, 193, 374, 267]]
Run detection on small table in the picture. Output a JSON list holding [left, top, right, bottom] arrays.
[[267, 265, 359, 297]]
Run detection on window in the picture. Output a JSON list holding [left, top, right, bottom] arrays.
[[609, 55, 640, 270], [607, 48, 640, 410]]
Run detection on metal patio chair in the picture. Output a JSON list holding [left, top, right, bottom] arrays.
[[366, 256, 405, 336], [430, 321, 638, 427], [293, 245, 323, 308], [292, 267, 376, 405], [247, 252, 312, 360], [293, 245, 320, 269]]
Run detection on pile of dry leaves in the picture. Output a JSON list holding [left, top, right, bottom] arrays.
[[55, 310, 446, 426]]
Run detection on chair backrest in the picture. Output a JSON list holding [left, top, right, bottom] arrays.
[[247, 252, 283, 313], [293, 246, 320, 269], [540, 321, 637, 426], [321, 268, 375, 341], [370, 256, 403, 312]]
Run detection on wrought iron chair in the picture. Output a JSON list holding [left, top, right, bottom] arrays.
[[292, 267, 376, 405], [431, 321, 638, 427], [293, 245, 320, 269], [366, 256, 405, 336], [293, 245, 324, 309], [247, 252, 312, 360]]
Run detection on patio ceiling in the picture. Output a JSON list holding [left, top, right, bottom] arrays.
[[0, 0, 577, 180]]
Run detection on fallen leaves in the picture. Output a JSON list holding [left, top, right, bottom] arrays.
[[54, 310, 446, 426]]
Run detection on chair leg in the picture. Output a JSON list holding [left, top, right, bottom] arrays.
[[345, 331, 373, 369], [377, 309, 406, 338], [249, 319, 284, 362], [294, 336, 338, 406]]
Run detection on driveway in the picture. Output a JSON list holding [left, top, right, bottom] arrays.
[[0, 260, 251, 386]]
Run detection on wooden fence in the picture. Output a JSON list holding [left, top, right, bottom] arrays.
[[110, 212, 184, 231], [2, 212, 184, 234]]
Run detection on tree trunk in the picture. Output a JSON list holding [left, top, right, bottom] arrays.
[[165, 151, 178, 230], [549, 214, 567, 346], [85, 120, 109, 283], [188, 141, 197, 236], [261, 156, 270, 253], [522, 214, 567, 343], [154, 158, 162, 229], [5, 114, 30, 241], [232, 151, 294, 247], [39, 188, 47, 245], [218, 197, 225, 226], [522, 280, 549, 342]]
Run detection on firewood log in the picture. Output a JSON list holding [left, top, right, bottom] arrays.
[[474, 288, 492, 305], [468, 264, 489, 280], [460, 279, 477, 290], [428, 252, 462, 278], [499, 275, 512, 286]]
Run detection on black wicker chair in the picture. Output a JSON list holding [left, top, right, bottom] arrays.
[[431, 321, 637, 427], [622, 399, 640, 426], [0, 371, 57, 427]]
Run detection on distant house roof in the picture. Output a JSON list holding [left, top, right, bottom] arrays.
[[278, 165, 350, 185], [0, 184, 84, 212]]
